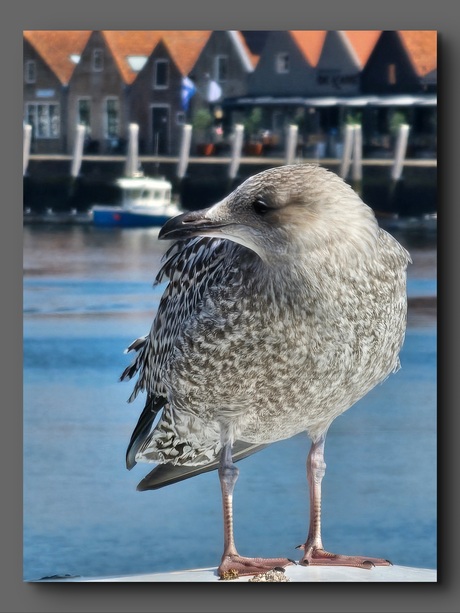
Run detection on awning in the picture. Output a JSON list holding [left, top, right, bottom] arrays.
[[224, 95, 437, 108], [370, 95, 437, 106]]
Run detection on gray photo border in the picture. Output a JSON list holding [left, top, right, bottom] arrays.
[[7, 1, 454, 611]]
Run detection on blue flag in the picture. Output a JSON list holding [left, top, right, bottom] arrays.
[[181, 77, 196, 112]]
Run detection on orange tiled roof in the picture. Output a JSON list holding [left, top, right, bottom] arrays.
[[343, 31, 381, 67], [102, 31, 162, 83], [290, 31, 327, 67], [23, 30, 91, 84], [102, 30, 211, 82], [398, 30, 437, 76], [161, 30, 212, 75]]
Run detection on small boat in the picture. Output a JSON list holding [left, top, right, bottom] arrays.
[[91, 173, 182, 228]]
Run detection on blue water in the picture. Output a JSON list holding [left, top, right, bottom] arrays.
[[23, 225, 437, 580]]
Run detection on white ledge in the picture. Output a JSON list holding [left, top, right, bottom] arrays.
[[37, 564, 437, 583]]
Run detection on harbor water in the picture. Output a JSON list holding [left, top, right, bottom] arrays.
[[23, 222, 437, 581]]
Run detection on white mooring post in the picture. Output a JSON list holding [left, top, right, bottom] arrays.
[[339, 124, 355, 179], [351, 124, 363, 183], [177, 124, 192, 179], [23, 124, 32, 176], [285, 124, 299, 166], [228, 124, 244, 180], [125, 123, 139, 178], [71, 124, 86, 178], [391, 124, 410, 182]]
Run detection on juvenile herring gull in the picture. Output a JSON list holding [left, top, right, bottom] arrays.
[[122, 164, 410, 577]]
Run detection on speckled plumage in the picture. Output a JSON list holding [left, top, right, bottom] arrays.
[[123, 164, 409, 475], [122, 163, 411, 574]]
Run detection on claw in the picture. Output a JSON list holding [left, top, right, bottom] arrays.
[[218, 554, 295, 578], [298, 547, 392, 569]]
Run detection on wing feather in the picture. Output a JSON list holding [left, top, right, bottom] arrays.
[[122, 237, 242, 469], [136, 440, 269, 491], [121, 237, 238, 400], [125, 394, 165, 470]]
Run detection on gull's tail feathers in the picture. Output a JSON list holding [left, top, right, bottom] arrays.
[[136, 440, 269, 491], [126, 395, 166, 470]]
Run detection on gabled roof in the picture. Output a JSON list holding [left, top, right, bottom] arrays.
[[23, 30, 91, 84], [102, 31, 162, 83], [102, 30, 211, 82], [239, 31, 269, 57], [289, 31, 327, 67], [398, 30, 437, 77], [161, 30, 212, 75], [234, 31, 260, 69], [342, 31, 381, 67]]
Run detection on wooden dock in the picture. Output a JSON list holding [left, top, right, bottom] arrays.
[[27, 153, 437, 168], [24, 122, 436, 184]]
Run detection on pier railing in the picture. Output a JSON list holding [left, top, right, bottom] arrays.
[[24, 123, 437, 184]]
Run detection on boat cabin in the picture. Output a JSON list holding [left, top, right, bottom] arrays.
[[116, 176, 172, 210]]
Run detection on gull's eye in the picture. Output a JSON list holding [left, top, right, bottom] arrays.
[[253, 199, 270, 215]]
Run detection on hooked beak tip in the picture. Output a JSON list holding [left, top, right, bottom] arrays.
[[158, 211, 198, 240], [158, 208, 224, 241]]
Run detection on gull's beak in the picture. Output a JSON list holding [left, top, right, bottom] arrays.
[[158, 208, 227, 241]]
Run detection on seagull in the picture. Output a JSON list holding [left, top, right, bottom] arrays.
[[121, 164, 410, 578]]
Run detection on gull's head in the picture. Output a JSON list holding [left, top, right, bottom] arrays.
[[159, 164, 379, 265]]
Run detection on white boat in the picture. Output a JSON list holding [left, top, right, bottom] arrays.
[[91, 173, 182, 228]]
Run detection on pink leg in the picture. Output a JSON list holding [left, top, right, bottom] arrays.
[[217, 442, 295, 578], [298, 434, 391, 570]]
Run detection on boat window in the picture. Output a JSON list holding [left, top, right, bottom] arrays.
[[122, 185, 170, 203]]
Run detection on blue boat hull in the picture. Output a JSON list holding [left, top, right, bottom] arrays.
[[92, 206, 173, 228]]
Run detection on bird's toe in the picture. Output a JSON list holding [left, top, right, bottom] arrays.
[[299, 548, 392, 570], [218, 554, 295, 579]]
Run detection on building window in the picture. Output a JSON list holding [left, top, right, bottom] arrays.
[[26, 103, 60, 138], [276, 52, 290, 74], [215, 55, 228, 83], [92, 49, 104, 72], [25, 60, 36, 84], [154, 59, 169, 89], [78, 98, 91, 134], [388, 63, 397, 85], [105, 98, 119, 138]]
